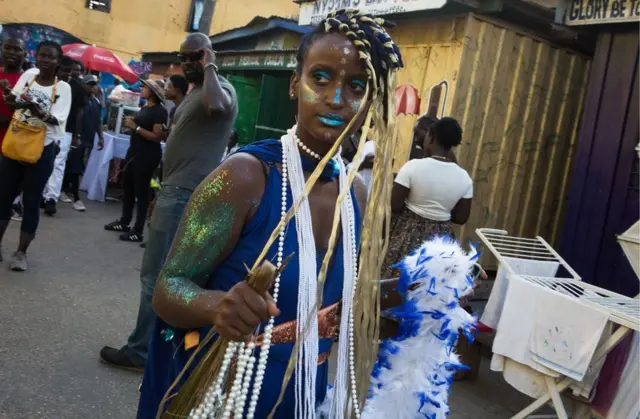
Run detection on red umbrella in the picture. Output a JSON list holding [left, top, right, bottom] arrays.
[[395, 84, 421, 115], [62, 44, 139, 84]]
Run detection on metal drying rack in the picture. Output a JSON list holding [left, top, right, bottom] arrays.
[[476, 228, 640, 419]]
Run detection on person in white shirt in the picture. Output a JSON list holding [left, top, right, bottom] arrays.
[[383, 117, 472, 277], [346, 137, 375, 196], [0, 41, 72, 271]]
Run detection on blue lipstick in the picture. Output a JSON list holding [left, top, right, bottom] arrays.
[[317, 114, 345, 127]]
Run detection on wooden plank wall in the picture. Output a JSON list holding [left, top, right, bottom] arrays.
[[451, 15, 591, 260]]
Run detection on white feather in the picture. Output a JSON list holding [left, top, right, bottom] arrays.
[[318, 236, 478, 419]]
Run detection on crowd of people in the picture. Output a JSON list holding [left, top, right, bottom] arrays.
[[0, 11, 475, 417]]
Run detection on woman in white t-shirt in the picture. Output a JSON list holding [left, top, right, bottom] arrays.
[[383, 117, 472, 277], [0, 41, 72, 271]]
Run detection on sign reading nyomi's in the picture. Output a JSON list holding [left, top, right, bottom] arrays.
[[298, 0, 447, 25], [565, 0, 640, 25]]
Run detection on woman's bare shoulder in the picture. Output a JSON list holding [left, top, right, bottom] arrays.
[[197, 152, 267, 205]]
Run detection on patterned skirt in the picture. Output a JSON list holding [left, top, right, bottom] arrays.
[[382, 207, 453, 278]]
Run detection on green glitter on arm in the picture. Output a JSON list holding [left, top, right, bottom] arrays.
[[152, 155, 267, 328], [164, 276, 204, 306]]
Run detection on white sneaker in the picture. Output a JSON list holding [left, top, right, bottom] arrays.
[[59, 192, 73, 203], [10, 251, 27, 271], [73, 200, 86, 212]]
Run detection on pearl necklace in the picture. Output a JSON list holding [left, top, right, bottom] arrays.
[[192, 127, 359, 419], [295, 135, 322, 160]]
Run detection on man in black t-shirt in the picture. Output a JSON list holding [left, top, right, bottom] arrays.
[[42, 58, 86, 215]]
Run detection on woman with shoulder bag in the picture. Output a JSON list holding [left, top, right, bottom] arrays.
[[0, 41, 72, 271]]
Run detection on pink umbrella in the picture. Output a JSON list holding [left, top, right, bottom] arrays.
[[395, 84, 421, 115], [62, 44, 139, 83]]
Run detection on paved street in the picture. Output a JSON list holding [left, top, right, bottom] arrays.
[[0, 199, 141, 419], [0, 198, 537, 419]]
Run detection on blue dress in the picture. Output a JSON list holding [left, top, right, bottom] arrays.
[[137, 141, 361, 418]]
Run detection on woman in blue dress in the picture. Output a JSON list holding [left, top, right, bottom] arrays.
[[138, 10, 403, 418]]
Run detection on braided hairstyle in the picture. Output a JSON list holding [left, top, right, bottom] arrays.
[[296, 9, 403, 122]]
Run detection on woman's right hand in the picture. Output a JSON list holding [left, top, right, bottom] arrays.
[[213, 282, 280, 341], [123, 116, 137, 130]]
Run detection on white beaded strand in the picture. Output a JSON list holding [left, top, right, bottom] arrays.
[[347, 205, 361, 419], [233, 342, 257, 418], [245, 132, 289, 419], [221, 341, 248, 419], [327, 159, 360, 419], [192, 341, 240, 418]]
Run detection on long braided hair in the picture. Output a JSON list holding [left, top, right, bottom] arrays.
[[296, 9, 403, 122], [267, 9, 405, 417]]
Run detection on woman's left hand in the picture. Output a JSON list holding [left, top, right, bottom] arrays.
[[123, 116, 137, 130]]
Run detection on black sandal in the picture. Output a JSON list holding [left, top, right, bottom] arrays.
[[105, 220, 130, 232], [120, 231, 143, 242]]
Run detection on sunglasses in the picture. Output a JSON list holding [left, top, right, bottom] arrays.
[[177, 51, 204, 63]]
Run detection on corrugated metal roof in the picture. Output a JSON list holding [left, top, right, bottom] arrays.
[[209, 16, 312, 46], [216, 48, 298, 55]]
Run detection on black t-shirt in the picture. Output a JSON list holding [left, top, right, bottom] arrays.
[[65, 78, 87, 134], [129, 103, 168, 156]]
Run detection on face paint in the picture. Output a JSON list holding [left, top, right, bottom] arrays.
[[302, 81, 319, 104], [350, 99, 362, 113], [333, 88, 342, 105]]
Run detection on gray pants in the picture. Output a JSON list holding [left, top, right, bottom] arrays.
[[126, 185, 192, 362]]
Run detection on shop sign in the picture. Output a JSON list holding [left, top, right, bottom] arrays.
[[299, 0, 448, 25], [565, 0, 640, 25], [218, 53, 298, 70]]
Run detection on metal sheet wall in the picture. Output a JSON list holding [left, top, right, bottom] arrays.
[[451, 15, 591, 253]]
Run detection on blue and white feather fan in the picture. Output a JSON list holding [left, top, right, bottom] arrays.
[[364, 236, 478, 419], [318, 236, 479, 419]]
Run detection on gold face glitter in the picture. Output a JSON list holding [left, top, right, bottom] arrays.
[[302, 81, 319, 104]]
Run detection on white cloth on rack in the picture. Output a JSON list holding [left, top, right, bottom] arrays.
[[492, 275, 560, 377], [481, 257, 560, 329], [490, 274, 610, 399], [529, 289, 609, 381]]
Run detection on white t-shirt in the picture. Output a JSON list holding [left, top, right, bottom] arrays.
[[395, 157, 473, 221], [12, 72, 72, 146]]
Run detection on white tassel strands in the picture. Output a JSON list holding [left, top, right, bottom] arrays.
[[191, 127, 359, 419]]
